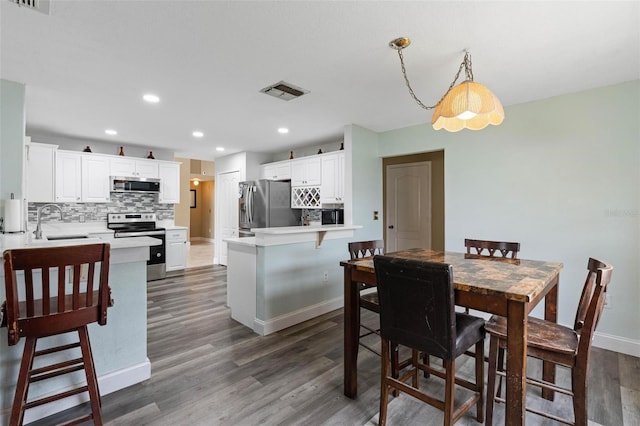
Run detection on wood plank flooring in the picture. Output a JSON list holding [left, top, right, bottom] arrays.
[[30, 265, 640, 425]]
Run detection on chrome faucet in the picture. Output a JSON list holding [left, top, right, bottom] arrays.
[[33, 204, 63, 240]]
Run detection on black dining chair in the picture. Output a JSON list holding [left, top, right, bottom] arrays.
[[374, 255, 485, 425]]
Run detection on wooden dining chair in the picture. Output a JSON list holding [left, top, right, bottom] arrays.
[[374, 256, 485, 426], [3, 243, 112, 426], [348, 240, 385, 356], [464, 238, 520, 262], [484, 257, 613, 426]]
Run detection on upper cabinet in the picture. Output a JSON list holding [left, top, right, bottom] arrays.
[[55, 151, 82, 202], [261, 160, 291, 180], [291, 157, 321, 187], [158, 161, 181, 204], [110, 158, 159, 178], [55, 151, 111, 203], [320, 152, 345, 204], [81, 154, 111, 202], [26, 142, 57, 203], [25, 144, 181, 204]]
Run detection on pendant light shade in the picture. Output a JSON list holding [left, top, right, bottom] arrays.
[[389, 37, 504, 132], [432, 80, 504, 132]]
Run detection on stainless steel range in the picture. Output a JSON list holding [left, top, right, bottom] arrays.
[[107, 212, 166, 281]]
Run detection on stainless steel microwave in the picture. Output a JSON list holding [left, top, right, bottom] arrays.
[[111, 176, 161, 193]]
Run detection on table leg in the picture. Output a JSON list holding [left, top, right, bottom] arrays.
[[344, 265, 359, 398], [542, 275, 559, 401], [505, 300, 527, 425]]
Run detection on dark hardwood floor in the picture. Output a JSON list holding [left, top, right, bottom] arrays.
[[30, 265, 640, 425]]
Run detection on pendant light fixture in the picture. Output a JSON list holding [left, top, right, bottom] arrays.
[[389, 37, 504, 132]]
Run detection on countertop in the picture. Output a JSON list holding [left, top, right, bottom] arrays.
[[226, 224, 361, 247]]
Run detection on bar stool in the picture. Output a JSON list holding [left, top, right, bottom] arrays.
[[3, 243, 112, 426]]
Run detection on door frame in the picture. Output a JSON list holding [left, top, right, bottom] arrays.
[[382, 150, 445, 251]]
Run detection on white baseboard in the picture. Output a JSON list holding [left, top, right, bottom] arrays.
[[10, 360, 151, 425], [253, 297, 344, 336], [593, 331, 640, 357]]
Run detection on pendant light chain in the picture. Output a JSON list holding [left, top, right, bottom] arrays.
[[396, 49, 472, 111]]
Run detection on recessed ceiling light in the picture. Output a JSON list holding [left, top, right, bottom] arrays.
[[216, 147, 225, 152], [278, 127, 289, 134], [143, 94, 160, 103], [192, 131, 204, 138], [105, 129, 118, 135]]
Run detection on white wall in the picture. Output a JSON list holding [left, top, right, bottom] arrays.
[[365, 80, 639, 355], [0, 79, 26, 201]]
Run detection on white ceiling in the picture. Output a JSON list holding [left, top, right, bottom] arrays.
[[1, 1, 638, 160]]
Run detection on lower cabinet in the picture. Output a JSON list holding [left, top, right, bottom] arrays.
[[166, 228, 187, 271]]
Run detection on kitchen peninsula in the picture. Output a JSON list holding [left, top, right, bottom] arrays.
[[226, 224, 361, 335], [0, 232, 159, 425]]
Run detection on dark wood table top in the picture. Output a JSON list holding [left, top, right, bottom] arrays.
[[340, 248, 563, 303]]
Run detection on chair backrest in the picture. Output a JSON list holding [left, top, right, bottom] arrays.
[[464, 238, 520, 260], [349, 240, 384, 260], [3, 243, 111, 346], [574, 258, 613, 359], [374, 255, 456, 360]]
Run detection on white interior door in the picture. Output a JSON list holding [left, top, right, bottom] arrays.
[[217, 170, 240, 266], [385, 162, 432, 252]]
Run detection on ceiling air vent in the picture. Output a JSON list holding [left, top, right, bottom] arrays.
[[9, 0, 50, 14], [260, 81, 309, 101]]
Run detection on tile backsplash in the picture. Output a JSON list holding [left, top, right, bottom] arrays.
[[28, 193, 174, 223]]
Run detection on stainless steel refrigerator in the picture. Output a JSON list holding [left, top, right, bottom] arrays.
[[239, 180, 301, 237]]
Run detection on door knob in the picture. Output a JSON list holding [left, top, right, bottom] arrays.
[[388, 225, 394, 229]]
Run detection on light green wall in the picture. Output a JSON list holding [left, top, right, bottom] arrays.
[[0, 79, 26, 200], [348, 124, 383, 241], [256, 239, 348, 319], [358, 80, 640, 346]]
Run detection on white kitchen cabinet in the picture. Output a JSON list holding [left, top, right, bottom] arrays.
[[81, 154, 111, 202], [26, 142, 57, 202], [110, 158, 159, 178], [166, 228, 187, 271], [158, 161, 181, 204], [320, 152, 345, 204], [291, 157, 321, 186], [260, 160, 291, 180], [55, 151, 82, 202]]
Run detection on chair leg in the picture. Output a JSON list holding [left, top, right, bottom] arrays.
[[485, 336, 500, 426], [78, 326, 103, 425], [475, 340, 484, 423], [443, 358, 455, 426], [572, 367, 588, 426], [10, 337, 37, 426], [379, 339, 391, 426]]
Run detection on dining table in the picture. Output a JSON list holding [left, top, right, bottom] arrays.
[[341, 248, 563, 426]]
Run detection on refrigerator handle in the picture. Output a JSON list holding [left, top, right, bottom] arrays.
[[248, 185, 253, 225]]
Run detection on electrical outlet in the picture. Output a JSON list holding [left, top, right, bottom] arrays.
[[323, 271, 329, 282], [604, 293, 611, 309]]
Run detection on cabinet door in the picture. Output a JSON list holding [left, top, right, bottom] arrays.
[[274, 162, 291, 180], [261, 164, 276, 180], [158, 162, 181, 203], [321, 154, 338, 203], [291, 157, 321, 186], [81, 155, 110, 202], [135, 160, 159, 178], [110, 158, 136, 177], [166, 229, 187, 271], [305, 158, 322, 185], [26, 143, 56, 202], [55, 151, 82, 202], [320, 152, 345, 203]]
